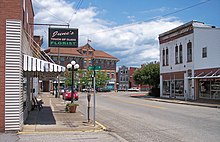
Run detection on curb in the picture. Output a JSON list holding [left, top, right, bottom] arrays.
[[145, 98, 220, 108], [95, 121, 107, 131], [17, 128, 103, 135], [17, 122, 107, 135]]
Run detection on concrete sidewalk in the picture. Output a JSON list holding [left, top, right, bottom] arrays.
[[21, 92, 102, 133], [130, 94, 220, 108]]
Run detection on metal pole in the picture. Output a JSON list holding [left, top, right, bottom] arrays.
[[57, 47, 60, 98], [93, 70, 96, 127], [71, 65, 74, 103]]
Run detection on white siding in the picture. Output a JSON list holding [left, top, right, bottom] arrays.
[[5, 20, 23, 131], [194, 27, 220, 69], [160, 34, 194, 74]]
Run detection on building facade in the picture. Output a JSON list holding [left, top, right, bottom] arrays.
[[45, 43, 119, 90], [159, 21, 220, 100], [118, 66, 129, 90], [0, 0, 65, 132]]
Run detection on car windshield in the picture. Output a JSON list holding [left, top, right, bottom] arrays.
[[65, 87, 77, 92]]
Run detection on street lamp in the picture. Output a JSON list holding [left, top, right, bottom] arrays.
[[67, 60, 79, 103]]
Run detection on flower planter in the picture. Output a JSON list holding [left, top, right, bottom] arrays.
[[69, 105, 77, 113]]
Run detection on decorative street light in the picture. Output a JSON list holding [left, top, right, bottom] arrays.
[[67, 60, 79, 103]]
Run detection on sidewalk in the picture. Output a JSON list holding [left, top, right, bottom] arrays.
[[21, 92, 102, 133], [130, 94, 220, 108]]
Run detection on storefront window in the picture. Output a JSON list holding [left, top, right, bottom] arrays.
[[199, 80, 210, 98], [175, 80, 184, 96], [211, 80, 220, 99], [163, 81, 170, 95]]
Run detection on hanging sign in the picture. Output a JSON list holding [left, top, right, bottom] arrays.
[[48, 28, 78, 47]]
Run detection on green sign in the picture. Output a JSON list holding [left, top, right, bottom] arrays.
[[88, 66, 102, 71]]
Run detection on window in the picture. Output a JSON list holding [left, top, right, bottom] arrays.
[[89, 51, 93, 56], [163, 81, 170, 96], [83, 60, 87, 67], [187, 41, 192, 62], [202, 47, 207, 58], [83, 50, 87, 55], [23, 0, 26, 11], [60, 57, 65, 61], [53, 57, 58, 61], [166, 48, 169, 66], [111, 72, 114, 78], [179, 44, 183, 63], [89, 60, 92, 66], [175, 45, 178, 64], [162, 49, 165, 66]]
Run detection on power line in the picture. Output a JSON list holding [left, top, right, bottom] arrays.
[[80, 0, 211, 37], [33, 0, 69, 25], [68, 0, 84, 25]]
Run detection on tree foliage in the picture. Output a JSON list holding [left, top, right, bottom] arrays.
[[133, 62, 160, 88], [64, 69, 110, 88]]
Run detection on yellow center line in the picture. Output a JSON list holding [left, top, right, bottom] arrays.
[[110, 97, 167, 109]]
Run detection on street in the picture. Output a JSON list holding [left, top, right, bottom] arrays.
[[79, 92, 220, 142]]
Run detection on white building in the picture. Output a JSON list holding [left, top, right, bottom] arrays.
[[159, 21, 220, 100]]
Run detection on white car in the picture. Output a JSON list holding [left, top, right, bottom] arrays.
[[127, 87, 140, 92]]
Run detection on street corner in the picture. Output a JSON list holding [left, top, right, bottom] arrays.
[[95, 121, 107, 131]]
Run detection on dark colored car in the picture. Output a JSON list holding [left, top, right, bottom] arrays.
[[62, 87, 79, 101], [97, 87, 111, 92]]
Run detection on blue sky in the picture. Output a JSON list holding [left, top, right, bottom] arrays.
[[33, 0, 220, 67], [79, 0, 220, 27]]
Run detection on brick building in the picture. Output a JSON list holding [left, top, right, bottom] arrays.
[[45, 43, 119, 90], [0, 0, 65, 132], [159, 21, 220, 100]]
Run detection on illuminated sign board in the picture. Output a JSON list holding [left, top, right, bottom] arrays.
[[48, 28, 78, 47]]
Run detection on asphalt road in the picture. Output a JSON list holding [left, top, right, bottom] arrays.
[[79, 92, 220, 142]]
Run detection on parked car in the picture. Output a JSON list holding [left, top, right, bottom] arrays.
[[97, 87, 111, 92], [127, 87, 140, 92], [62, 87, 79, 101], [81, 88, 88, 92]]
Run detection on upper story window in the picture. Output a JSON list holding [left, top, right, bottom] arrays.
[[166, 48, 169, 66], [83, 50, 87, 55], [187, 41, 192, 62], [23, 0, 26, 11], [162, 49, 165, 66], [89, 51, 93, 56], [179, 44, 183, 63], [202, 47, 207, 58], [175, 45, 178, 64], [111, 72, 114, 78]]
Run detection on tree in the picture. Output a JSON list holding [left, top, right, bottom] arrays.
[[95, 71, 110, 88], [133, 62, 160, 88], [64, 69, 110, 89]]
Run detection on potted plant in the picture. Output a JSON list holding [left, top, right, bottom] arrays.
[[65, 103, 79, 113]]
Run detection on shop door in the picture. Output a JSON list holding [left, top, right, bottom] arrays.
[[171, 81, 175, 98]]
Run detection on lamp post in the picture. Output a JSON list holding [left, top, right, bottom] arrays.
[[67, 60, 79, 104]]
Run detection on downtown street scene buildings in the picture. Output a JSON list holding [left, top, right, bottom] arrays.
[[0, 1, 220, 139], [159, 21, 220, 101]]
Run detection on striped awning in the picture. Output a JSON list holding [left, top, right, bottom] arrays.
[[23, 54, 65, 72], [187, 69, 220, 79]]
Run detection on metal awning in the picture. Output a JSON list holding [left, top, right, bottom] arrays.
[[23, 54, 65, 72], [187, 69, 220, 79]]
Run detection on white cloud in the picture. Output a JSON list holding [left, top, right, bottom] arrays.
[[33, 0, 183, 67]]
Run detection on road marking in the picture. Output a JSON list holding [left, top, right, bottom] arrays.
[[49, 98, 55, 111], [111, 97, 166, 109], [95, 121, 107, 131]]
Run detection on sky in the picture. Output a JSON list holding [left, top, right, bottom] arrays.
[[32, 0, 220, 67]]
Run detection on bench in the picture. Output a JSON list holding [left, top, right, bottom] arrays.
[[32, 97, 43, 111]]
